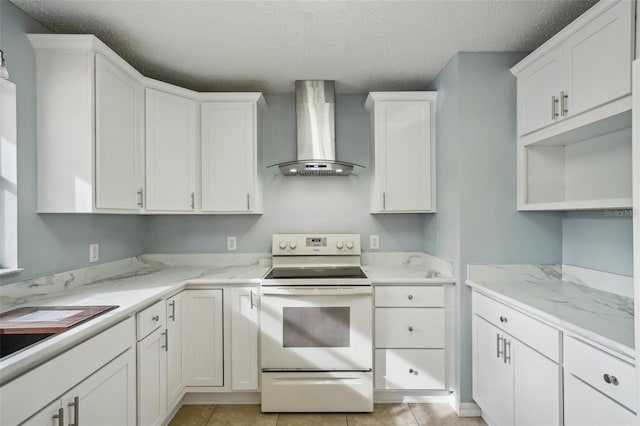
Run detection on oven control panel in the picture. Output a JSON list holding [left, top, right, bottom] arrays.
[[272, 234, 361, 255]]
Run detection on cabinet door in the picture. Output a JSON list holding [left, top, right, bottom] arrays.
[[183, 289, 224, 386], [166, 293, 184, 409], [230, 287, 259, 391], [137, 327, 167, 426], [374, 100, 433, 212], [472, 316, 513, 426], [517, 47, 565, 135], [64, 348, 136, 426], [201, 102, 257, 213], [145, 88, 198, 211], [512, 338, 561, 426], [564, 372, 636, 426], [95, 54, 142, 210], [374, 349, 445, 390], [565, 0, 633, 117], [22, 400, 63, 426]]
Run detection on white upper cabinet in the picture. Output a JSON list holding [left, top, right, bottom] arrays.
[[145, 88, 198, 212], [201, 95, 264, 214], [512, 0, 634, 142], [365, 92, 437, 213], [29, 35, 144, 213]]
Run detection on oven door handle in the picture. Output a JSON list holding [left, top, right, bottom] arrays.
[[260, 287, 372, 296]]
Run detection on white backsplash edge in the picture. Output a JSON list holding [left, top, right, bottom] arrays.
[[562, 264, 633, 298], [362, 252, 454, 277], [139, 253, 272, 268]]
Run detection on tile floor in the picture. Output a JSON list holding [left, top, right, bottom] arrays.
[[169, 403, 487, 425]]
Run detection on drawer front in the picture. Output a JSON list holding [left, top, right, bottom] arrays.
[[136, 300, 165, 340], [375, 308, 444, 348], [374, 349, 445, 390], [564, 336, 636, 411], [375, 286, 444, 307], [564, 372, 636, 425], [472, 291, 560, 362]]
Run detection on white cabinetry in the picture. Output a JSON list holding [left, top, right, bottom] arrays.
[[166, 292, 185, 409], [201, 96, 264, 214], [512, 0, 634, 210], [230, 286, 260, 390], [145, 88, 199, 212], [29, 35, 144, 213], [183, 289, 224, 387], [0, 318, 136, 426], [472, 291, 562, 426], [365, 92, 437, 213], [374, 285, 445, 390]]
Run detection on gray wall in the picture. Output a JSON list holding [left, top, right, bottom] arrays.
[[563, 211, 633, 276], [1, 1, 146, 284], [426, 52, 565, 404], [145, 95, 427, 254]]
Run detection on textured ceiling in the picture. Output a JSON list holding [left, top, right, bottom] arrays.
[[11, 0, 598, 94]]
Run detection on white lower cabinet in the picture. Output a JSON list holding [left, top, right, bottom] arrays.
[[183, 289, 224, 387], [166, 292, 185, 409], [1, 318, 136, 426], [374, 349, 445, 390], [230, 286, 260, 391], [138, 326, 168, 426], [472, 291, 562, 426]]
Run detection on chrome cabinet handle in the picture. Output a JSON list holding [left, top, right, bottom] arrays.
[[190, 192, 195, 209], [68, 396, 79, 426], [503, 339, 511, 364], [561, 91, 568, 116], [497, 334, 504, 358], [499, 316, 507, 323], [162, 329, 168, 352], [250, 290, 257, 309], [169, 300, 176, 321], [408, 326, 414, 332], [247, 193, 251, 211], [137, 189, 144, 207], [382, 192, 386, 210], [52, 407, 64, 426], [152, 315, 159, 321], [603, 374, 619, 386], [408, 294, 414, 300], [551, 96, 559, 119]]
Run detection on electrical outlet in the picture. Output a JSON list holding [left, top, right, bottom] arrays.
[[370, 235, 380, 250], [89, 243, 99, 263], [227, 236, 237, 251]]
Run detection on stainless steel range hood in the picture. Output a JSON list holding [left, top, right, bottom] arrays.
[[267, 80, 364, 176]]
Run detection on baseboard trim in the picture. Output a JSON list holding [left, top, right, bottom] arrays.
[[448, 393, 482, 417], [374, 390, 450, 403], [182, 392, 261, 404]]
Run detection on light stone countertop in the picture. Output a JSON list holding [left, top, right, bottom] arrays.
[[466, 264, 634, 360], [362, 252, 455, 284]]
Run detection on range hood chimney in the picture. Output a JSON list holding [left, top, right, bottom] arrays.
[[267, 80, 364, 176]]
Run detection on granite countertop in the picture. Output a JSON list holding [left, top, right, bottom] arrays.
[[466, 264, 634, 360], [0, 256, 270, 386], [362, 252, 455, 284]]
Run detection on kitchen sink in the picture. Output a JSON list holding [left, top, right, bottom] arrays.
[[0, 305, 118, 360]]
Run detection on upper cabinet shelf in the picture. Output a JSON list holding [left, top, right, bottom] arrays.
[[511, 0, 634, 211], [28, 34, 265, 215]]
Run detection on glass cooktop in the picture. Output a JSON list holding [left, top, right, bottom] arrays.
[[264, 266, 368, 279]]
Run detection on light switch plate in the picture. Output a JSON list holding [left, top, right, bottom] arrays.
[[370, 235, 379, 250], [227, 236, 237, 251], [89, 243, 99, 263]]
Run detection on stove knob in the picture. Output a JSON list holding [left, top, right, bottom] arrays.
[[289, 240, 297, 249], [346, 240, 354, 249], [336, 240, 344, 249], [278, 239, 287, 249]]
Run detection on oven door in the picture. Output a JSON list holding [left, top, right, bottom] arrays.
[[260, 286, 372, 370]]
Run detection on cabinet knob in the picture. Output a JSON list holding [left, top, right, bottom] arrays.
[[499, 316, 507, 323], [603, 374, 619, 386], [408, 326, 414, 332], [408, 295, 414, 300], [409, 368, 419, 375], [152, 315, 159, 321]]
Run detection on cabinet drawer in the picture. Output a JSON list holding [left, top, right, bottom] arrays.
[[136, 300, 165, 340], [472, 291, 560, 362], [374, 349, 445, 390], [564, 336, 636, 412], [375, 286, 444, 307], [375, 308, 444, 348], [564, 372, 636, 425]]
